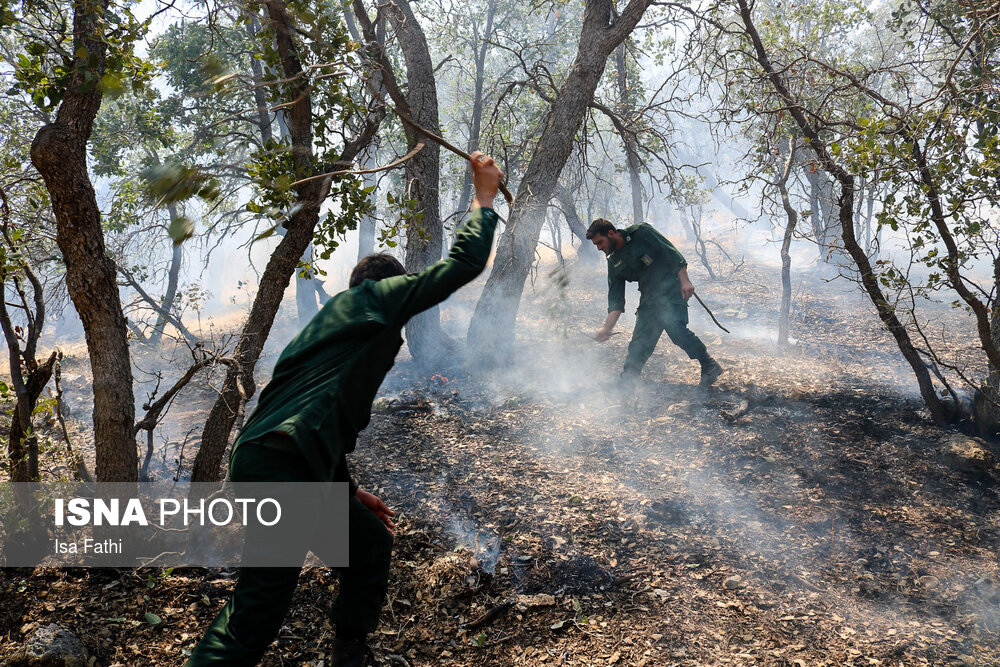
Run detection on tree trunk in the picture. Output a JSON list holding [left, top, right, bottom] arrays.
[[975, 256, 1000, 435], [30, 0, 137, 482], [149, 203, 184, 344], [357, 154, 377, 260], [615, 41, 643, 225], [467, 0, 651, 365], [7, 352, 57, 481], [386, 0, 450, 367], [343, 10, 382, 262], [296, 243, 320, 326], [776, 136, 797, 347], [456, 0, 498, 225], [689, 206, 717, 280]]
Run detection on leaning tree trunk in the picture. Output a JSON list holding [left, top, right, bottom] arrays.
[[466, 0, 651, 365], [736, 0, 946, 425], [30, 0, 137, 482], [191, 0, 378, 481], [387, 0, 449, 367]]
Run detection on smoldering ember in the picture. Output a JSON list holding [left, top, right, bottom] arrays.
[[1, 0, 998, 666]]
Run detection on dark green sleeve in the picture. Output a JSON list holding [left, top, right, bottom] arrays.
[[608, 264, 626, 313], [640, 224, 686, 272], [374, 207, 498, 324]]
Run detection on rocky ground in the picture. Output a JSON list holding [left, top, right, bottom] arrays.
[[2, 259, 999, 666]]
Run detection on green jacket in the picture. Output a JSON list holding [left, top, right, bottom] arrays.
[[606, 223, 687, 313], [235, 207, 499, 481]]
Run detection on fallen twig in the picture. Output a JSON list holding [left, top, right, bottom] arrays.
[[462, 599, 515, 630]]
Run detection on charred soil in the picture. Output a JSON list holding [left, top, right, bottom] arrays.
[[2, 262, 999, 666]]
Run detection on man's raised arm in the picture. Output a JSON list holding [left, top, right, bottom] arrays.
[[375, 152, 504, 324]]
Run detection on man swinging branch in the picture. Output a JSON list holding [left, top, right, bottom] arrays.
[[186, 153, 503, 667]]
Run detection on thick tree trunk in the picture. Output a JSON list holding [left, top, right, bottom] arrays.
[[466, 0, 651, 364], [30, 0, 137, 482], [387, 0, 450, 367]]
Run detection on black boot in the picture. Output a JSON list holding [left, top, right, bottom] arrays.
[[699, 357, 723, 387], [331, 637, 370, 667]]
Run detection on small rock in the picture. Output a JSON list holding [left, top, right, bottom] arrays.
[[14, 623, 88, 667], [918, 575, 940, 589], [940, 434, 996, 473], [723, 575, 742, 590]]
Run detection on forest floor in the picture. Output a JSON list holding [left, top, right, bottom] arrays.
[[3, 257, 1000, 666]]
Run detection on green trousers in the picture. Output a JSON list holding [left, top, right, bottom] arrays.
[[185, 439, 393, 666], [623, 303, 708, 376]]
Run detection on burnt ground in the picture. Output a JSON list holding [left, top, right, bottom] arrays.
[[3, 260, 1000, 666]]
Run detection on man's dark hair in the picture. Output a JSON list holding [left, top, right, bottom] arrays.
[[586, 218, 616, 240], [349, 253, 405, 287]]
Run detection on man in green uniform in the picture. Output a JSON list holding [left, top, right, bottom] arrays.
[[186, 153, 504, 667], [587, 219, 723, 387]]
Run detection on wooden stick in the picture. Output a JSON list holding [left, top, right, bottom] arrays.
[[462, 599, 515, 630], [693, 293, 730, 333], [390, 108, 515, 207]]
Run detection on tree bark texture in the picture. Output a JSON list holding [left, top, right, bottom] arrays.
[[387, 0, 450, 367], [736, 0, 945, 424], [466, 0, 651, 364], [30, 0, 138, 481]]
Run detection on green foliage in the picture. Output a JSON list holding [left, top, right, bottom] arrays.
[[143, 162, 221, 206], [5, 0, 153, 111]]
